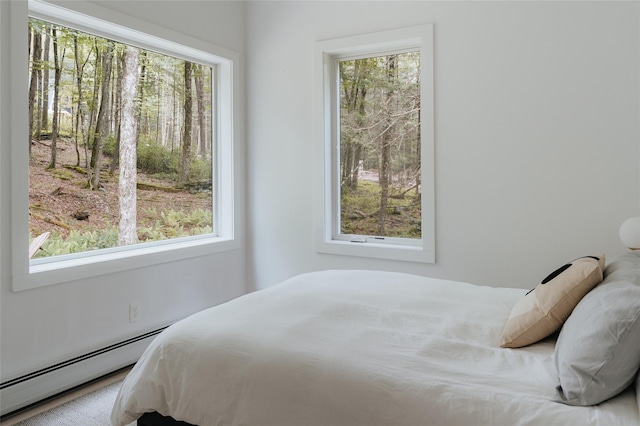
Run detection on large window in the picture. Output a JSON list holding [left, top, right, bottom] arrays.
[[28, 17, 214, 259], [11, 0, 239, 290], [315, 25, 435, 262]]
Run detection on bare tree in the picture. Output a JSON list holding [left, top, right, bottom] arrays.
[[90, 41, 114, 189], [40, 26, 50, 135], [339, 59, 371, 189], [118, 45, 140, 246], [111, 50, 125, 175], [194, 65, 207, 157], [73, 33, 91, 167], [48, 26, 64, 170], [415, 107, 421, 198], [86, 41, 100, 169], [180, 61, 193, 185], [28, 23, 42, 154], [135, 50, 147, 144], [377, 54, 397, 235]]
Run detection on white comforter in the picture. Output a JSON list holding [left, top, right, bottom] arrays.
[[112, 270, 639, 426]]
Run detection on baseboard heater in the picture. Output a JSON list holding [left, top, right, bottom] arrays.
[[0, 326, 169, 417]]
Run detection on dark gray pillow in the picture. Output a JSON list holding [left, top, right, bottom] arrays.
[[554, 280, 640, 405], [603, 252, 640, 285], [636, 372, 640, 412]]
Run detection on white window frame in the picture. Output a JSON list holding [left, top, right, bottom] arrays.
[[314, 25, 435, 263], [10, 0, 240, 291]]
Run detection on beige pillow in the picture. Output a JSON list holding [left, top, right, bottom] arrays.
[[500, 255, 605, 348]]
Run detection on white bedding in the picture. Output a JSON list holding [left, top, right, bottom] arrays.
[[111, 270, 639, 426]]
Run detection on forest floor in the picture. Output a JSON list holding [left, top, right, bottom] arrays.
[[29, 137, 211, 243], [341, 180, 422, 239], [29, 137, 420, 251]]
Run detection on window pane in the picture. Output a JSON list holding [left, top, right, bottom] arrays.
[[28, 18, 214, 259], [338, 52, 421, 239]]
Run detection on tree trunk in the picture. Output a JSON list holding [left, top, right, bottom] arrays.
[[34, 28, 43, 143], [111, 51, 125, 175], [110, 54, 120, 136], [118, 45, 140, 246], [41, 27, 50, 134], [351, 85, 366, 189], [180, 61, 193, 185], [156, 74, 162, 145], [135, 50, 147, 144], [339, 60, 369, 190], [171, 82, 177, 152], [28, 24, 42, 154], [91, 41, 114, 190], [89, 42, 101, 169], [352, 142, 363, 188], [415, 107, 421, 197], [194, 65, 207, 157], [48, 27, 62, 170], [377, 54, 397, 235], [341, 140, 353, 187], [73, 34, 89, 167]]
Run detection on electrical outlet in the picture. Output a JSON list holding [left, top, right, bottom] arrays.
[[129, 303, 140, 322]]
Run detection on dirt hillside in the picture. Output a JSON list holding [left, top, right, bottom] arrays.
[[29, 137, 211, 240]]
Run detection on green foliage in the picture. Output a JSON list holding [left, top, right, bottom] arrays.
[[189, 157, 212, 182], [138, 208, 212, 242], [32, 208, 214, 258], [166, 208, 211, 228], [34, 227, 119, 258], [136, 140, 211, 183], [102, 135, 117, 157], [28, 16, 216, 192], [137, 138, 178, 175]]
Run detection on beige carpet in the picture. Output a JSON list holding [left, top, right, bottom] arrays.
[[5, 380, 134, 426]]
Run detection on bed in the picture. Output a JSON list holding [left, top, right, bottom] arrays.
[[111, 254, 640, 426]]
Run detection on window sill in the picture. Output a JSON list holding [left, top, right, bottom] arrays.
[[13, 236, 239, 292], [315, 238, 434, 263]]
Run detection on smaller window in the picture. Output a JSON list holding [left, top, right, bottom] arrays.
[[314, 25, 435, 263]]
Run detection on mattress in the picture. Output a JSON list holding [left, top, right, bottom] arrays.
[[111, 270, 639, 425]]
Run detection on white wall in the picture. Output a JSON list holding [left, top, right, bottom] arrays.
[[1, 0, 639, 412], [246, 1, 640, 291], [0, 0, 246, 394]]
